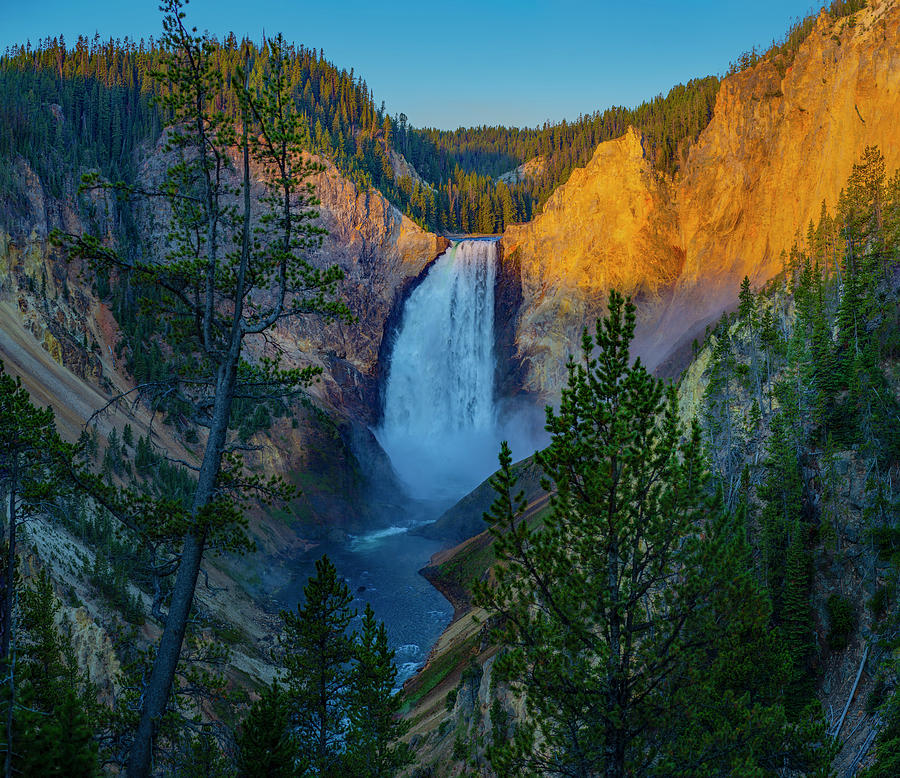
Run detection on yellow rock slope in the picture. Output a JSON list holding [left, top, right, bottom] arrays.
[[501, 0, 900, 397]]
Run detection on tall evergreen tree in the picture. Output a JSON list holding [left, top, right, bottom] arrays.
[[54, 5, 351, 774], [237, 682, 296, 778], [781, 519, 815, 714], [280, 555, 355, 776], [345, 604, 412, 778], [808, 293, 841, 430], [4, 570, 100, 777], [475, 291, 740, 777], [0, 363, 79, 774], [703, 322, 741, 501], [738, 274, 757, 336], [758, 412, 803, 602]]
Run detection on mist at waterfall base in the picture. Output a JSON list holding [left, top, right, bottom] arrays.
[[279, 239, 545, 686]]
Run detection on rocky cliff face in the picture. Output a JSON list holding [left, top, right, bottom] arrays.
[[501, 0, 900, 399], [267, 158, 449, 420], [0, 157, 127, 442], [496, 155, 547, 186], [500, 127, 681, 393], [0, 131, 451, 541], [0, 125, 450, 708], [130, 138, 448, 422]]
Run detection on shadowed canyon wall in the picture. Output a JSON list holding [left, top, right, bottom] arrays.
[[0, 142, 448, 538], [289, 160, 449, 418]]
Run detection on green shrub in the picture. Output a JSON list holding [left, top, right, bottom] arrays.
[[444, 687, 458, 711], [490, 698, 509, 742], [826, 593, 855, 650]]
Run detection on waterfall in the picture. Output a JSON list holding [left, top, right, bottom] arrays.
[[375, 238, 502, 503]]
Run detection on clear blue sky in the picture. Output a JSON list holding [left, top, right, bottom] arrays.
[[3, 0, 824, 130]]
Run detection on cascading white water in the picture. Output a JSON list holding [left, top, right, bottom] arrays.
[[375, 239, 503, 502]]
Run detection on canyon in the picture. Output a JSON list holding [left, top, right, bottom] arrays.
[[1, 0, 898, 656], [1, 1, 899, 772]]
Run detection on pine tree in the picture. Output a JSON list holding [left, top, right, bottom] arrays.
[[174, 730, 233, 778], [281, 555, 355, 776], [14, 686, 99, 778], [737, 274, 757, 336], [345, 604, 412, 778], [0, 364, 74, 661], [237, 682, 295, 778], [836, 257, 863, 359], [806, 281, 841, 430], [477, 192, 496, 234], [655, 497, 831, 776], [759, 304, 781, 412], [474, 291, 724, 777], [782, 519, 815, 714], [54, 6, 350, 774], [703, 323, 740, 500], [6, 570, 100, 777], [0, 362, 80, 775], [758, 413, 803, 601]]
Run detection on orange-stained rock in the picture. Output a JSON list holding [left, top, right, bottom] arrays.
[[501, 0, 900, 398], [501, 127, 681, 393]]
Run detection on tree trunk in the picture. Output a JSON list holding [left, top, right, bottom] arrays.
[[1, 456, 15, 661], [605, 535, 625, 778], [603, 702, 626, 778], [127, 359, 237, 778], [3, 456, 17, 778], [126, 530, 207, 777]]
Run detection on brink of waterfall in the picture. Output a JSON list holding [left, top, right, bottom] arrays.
[[375, 238, 504, 503]]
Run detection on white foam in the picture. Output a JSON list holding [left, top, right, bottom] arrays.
[[347, 525, 408, 550], [375, 239, 502, 502], [397, 661, 424, 684]]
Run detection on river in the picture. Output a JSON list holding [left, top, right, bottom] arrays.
[[276, 517, 453, 684]]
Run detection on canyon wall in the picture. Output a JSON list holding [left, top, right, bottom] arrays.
[[267, 158, 449, 419], [1, 140, 448, 424], [130, 140, 448, 421], [0, 129, 452, 696], [501, 0, 900, 398], [500, 127, 681, 393]]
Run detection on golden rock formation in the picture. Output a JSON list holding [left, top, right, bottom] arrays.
[[501, 0, 900, 398], [501, 127, 681, 392]]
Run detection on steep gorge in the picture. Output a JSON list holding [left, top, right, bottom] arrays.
[[8, 2, 898, 468], [3, 3, 900, 768], [0, 138, 449, 488], [0, 145, 453, 692]]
